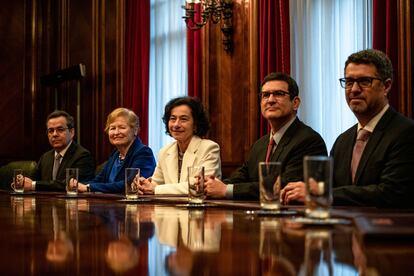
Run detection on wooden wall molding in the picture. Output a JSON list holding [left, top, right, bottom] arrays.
[[202, 0, 259, 177], [0, 0, 125, 165], [398, 0, 413, 117]]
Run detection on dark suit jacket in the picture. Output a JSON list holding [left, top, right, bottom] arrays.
[[225, 117, 328, 200], [89, 137, 156, 193], [331, 107, 414, 207], [34, 141, 95, 191]]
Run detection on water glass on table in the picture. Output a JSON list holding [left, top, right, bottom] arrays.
[[125, 168, 140, 200], [66, 168, 79, 196], [259, 162, 282, 210], [188, 166, 205, 205], [303, 156, 333, 219], [11, 169, 25, 194]]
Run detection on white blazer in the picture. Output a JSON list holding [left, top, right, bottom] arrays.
[[153, 206, 221, 252], [152, 136, 221, 195]]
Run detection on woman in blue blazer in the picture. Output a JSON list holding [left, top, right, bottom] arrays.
[[78, 108, 156, 193]]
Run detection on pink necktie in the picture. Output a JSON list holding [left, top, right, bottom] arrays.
[[265, 138, 275, 162], [52, 154, 62, 180], [351, 129, 370, 183]]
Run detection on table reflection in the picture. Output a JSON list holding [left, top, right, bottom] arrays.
[[10, 196, 36, 226], [1, 192, 412, 275], [45, 204, 77, 265], [153, 207, 223, 252], [260, 219, 296, 276], [88, 203, 154, 274], [301, 230, 333, 276]]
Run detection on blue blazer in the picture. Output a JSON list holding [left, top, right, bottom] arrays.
[[89, 138, 156, 193]]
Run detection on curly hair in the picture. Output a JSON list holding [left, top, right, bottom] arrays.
[[162, 96, 210, 137], [344, 49, 393, 81]]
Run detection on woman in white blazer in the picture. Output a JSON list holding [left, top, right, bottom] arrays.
[[139, 96, 221, 195]]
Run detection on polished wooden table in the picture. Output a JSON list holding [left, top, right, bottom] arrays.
[[1, 191, 413, 275]]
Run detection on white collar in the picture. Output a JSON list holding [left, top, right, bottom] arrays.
[[270, 116, 296, 144], [357, 104, 389, 133], [55, 140, 72, 158]]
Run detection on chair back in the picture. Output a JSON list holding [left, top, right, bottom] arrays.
[[0, 161, 37, 190]]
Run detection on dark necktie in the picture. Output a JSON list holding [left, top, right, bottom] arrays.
[[265, 138, 275, 162], [351, 129, 370, 183], [52, 154, 62, 180]]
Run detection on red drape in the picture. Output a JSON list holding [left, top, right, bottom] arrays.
[[259, 0, 291, 137], [124, 0, 150, 145], [186, 4, 202, 98], [372, 0, 399, 109]]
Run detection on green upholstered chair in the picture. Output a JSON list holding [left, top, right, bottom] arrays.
[[95, 161, 107, 176], [0, 161, 37, 191]]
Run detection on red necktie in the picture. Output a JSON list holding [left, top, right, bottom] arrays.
[[351, 129, 370, 183], [265, 138, 275, 162]]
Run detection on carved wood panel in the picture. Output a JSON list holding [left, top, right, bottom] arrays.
[[202, 0, 259, 178], [0, 0, 124, 166]]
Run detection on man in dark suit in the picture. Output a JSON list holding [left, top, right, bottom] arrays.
[[23, 110, 95, 191], [282, 49, 414, 208], [205, 72, 327, 200]]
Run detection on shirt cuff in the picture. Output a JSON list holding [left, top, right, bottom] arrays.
[[225, 184, 233, 199], [32, 181, 36, 191]]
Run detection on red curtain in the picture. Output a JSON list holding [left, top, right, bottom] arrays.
[[186, 4, 202, 98], [372, 0, 398, 109], [259, 0, 291, 137], [124, 0, 150, 145]]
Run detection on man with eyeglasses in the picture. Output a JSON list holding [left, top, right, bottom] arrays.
[[22, 110, 95, 191], [282, 49, 414, 207], [205, 72, 327, 200]]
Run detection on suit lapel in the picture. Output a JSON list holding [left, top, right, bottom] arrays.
[[56, 142, 76, 179], [341, 127, 358, 184], [46, 150, 56, 179], [271, 118, 300, 162], [180, 137, 200, 182], [257, 137, 269, 162], [165, 143, 179, 183], [354, 109, 394, 184], [114, 138, 138, 180]]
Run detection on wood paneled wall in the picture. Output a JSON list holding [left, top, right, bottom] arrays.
[[1, 0, 412, 179], [202, 0, 259, 177], [0, 0, 125, 166], [0, 0, 259, 175]]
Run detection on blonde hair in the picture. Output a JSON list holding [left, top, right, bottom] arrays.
[[105, 108, 140, 134]]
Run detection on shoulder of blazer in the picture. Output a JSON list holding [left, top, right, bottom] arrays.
[[66, 141, 86, 156], [158, 140, 178, 158], [186, 136, 205, 153], [128, 137, 143, 152], [375, 107, 414, 132], [278, 118, 316, 146], [123, 137, 152, 161], [336, 124, 358, 143], [39, 148, 56, 165], [253, 133, 271, 146]]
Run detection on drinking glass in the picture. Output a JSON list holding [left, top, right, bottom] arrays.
[[11, 169, 25, 193], [259, 162, 282, 210], [303, 156, 333, 219], [66, 168, 79, 196], [188, 166, 205, 204], [125, 168, 140, 200]]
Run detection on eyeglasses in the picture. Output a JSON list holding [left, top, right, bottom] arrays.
[[339, 77, 383, 89], [259, 90, 290, 100], [47, 127, 70, 135]]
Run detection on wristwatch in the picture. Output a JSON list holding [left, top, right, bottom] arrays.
[[86, 184, 90, 192]]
